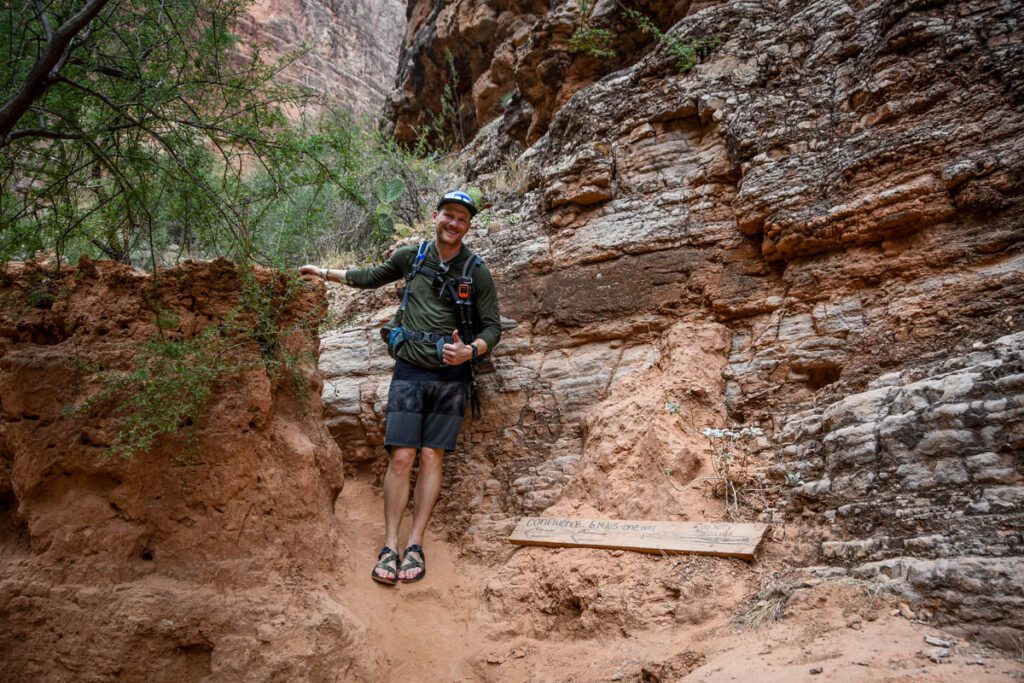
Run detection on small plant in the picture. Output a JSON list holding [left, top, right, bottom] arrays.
[[466, 187, 485, 208], [620, 7, 722, 73], [481, 151, 529, 200], [569, 2, 723, 73], [569, 0, 618, 59], [732, 582, 792, 629], [664, 396, 698, 427], [422, 50, 468, 153], [235, 265, 320, 392], [701, 425, 765, 517], [68, 266, 322, 460], [72, 327, 234, 460], [372, 177, 406, 242]]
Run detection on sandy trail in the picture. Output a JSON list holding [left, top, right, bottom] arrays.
[[333, 478, 495, 681], [333, 477, 1024, 682]]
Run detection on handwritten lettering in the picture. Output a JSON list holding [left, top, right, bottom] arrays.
[[526, 518, 584, 529]]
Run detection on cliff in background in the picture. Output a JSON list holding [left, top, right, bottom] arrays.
[[241, 0, 406, 116], [322, 0, 1024, 648]]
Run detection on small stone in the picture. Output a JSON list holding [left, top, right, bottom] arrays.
[[898, 602, 915, 619], [257, 623, 274, 642], [926, 647, 950, 663], [485, 654, 502, 665], [924, 635, 951, 647], [810, 667, 823, 675]]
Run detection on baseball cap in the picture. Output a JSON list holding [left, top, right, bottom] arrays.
[[436, 190, 479, 217]]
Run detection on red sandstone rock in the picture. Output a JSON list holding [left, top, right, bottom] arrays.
[[0, 259, 375, 679]]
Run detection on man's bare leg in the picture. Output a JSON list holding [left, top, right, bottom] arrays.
[[376, 447, 416, 581], [399, 446, 444, 581]]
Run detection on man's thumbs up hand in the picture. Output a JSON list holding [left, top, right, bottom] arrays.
[[442, 329, 470, 366]]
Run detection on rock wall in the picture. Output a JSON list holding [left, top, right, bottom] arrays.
[[240, 0, 406, 116], [0, 259, 376, 679], [779, 331, 1023, 648], [383, 0, 699, 146], [330, 0, 1024, 648]]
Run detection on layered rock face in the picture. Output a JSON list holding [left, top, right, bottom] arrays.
[[326, 0, 1024, 648], [781, 331, 1024, 647], [0, 260, 373, 679], [384, 0, 696, 145], [240, 0, 406, 116]]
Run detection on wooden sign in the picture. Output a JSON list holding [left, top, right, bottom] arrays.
[[509, 517, 767, 560]]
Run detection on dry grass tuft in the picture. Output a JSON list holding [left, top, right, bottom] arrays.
[[732, 585, 792, 629]]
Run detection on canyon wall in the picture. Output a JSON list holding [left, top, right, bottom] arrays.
[[320, 0, 1024, 648], [241, 0, 406, 116]]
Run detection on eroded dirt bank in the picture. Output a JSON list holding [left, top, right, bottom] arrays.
[[0, 259, 367, 679]]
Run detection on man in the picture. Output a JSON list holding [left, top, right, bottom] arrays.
[[300, 190, 501, 584]]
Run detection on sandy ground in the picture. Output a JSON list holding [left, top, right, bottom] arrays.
[[332, 477, 1024, 682]]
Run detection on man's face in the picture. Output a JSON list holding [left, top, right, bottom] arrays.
[[433, 202, 472, 249]]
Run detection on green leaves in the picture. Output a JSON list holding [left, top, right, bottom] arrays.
[[0, 0, 443, 268], [569, 3, 723, 74], [71, 328, 225, 460], [370, 177, 404, 241], [67, 266, 318, 460], [0, 0, 311, 266], [569, 0, 618, 60], [378, 177, 405, 204], [568, 26, 618, 59]]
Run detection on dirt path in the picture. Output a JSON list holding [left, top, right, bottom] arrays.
[[333, 477, 1024, 682], [333, 478, 497, 681]]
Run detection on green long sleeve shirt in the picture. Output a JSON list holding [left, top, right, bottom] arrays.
[[344, 241, 502, 370]]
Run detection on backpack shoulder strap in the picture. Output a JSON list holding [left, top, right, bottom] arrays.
[[397, 240, 431, 314], [407, 240, 430, 279], [460, 252, 482, 279]]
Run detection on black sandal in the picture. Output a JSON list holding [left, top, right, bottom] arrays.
[[371, 546, 400, 585], [399, 544, 426, 583]]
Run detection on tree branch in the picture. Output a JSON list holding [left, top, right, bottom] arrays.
[[32, 0, 54, 42], [55, 74, 249, 249], [7, 121, 135, 143], [0, 0, 112, 144]]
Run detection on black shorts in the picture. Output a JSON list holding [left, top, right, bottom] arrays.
[[384, 358, 471, 453]]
